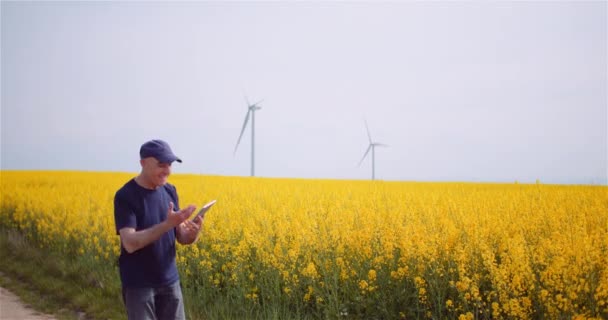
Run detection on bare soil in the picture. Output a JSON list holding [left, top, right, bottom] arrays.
[[0, 286, 57, 320]]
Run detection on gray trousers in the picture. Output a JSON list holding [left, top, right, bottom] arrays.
[[122, 282, 186, 320]]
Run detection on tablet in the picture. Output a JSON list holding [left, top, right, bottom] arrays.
[[194, 200, 216, 220]]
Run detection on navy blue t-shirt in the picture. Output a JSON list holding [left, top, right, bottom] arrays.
[[114, 179, 180, 288]]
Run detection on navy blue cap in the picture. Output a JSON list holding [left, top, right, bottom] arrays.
[[139, 139, 182, 163]]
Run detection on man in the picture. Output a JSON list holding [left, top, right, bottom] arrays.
[[114, 139, 203, 320]]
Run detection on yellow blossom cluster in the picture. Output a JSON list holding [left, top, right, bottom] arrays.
[[1, 171, 606, 319]]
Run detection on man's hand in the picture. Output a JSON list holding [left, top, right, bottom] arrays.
[[176, 214, 204, 245], [119, 201, 195, 254], [166, 202, 196, 227]]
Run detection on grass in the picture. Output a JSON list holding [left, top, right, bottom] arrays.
[[0, 227, 307, 320], [0, 228, 125, 320]]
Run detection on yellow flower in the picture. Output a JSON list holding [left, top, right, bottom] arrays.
[[1, 171, 606, 319], [446, 299, 453, 308], [359, 280, 368, 291]]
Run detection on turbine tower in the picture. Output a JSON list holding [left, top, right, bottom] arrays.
[[358, 120, 388, 180], [234, 97, 262, 176]]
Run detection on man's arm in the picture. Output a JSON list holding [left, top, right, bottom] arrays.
[[119, 202, 195, 253]]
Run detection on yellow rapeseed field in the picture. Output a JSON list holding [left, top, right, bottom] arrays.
[[1, 170, 607, 319]]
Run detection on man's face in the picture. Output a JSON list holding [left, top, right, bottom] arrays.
[[141, 157, 172, 188]]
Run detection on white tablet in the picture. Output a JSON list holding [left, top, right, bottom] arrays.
[[194, 200, 216, 219]]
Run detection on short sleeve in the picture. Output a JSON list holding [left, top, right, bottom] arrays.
[[114, 189, 136, 235]]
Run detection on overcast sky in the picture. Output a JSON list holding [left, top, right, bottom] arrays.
[[1, 1, 606, 184]]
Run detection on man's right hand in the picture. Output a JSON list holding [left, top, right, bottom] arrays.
[[166, 202, 196, 227], [119, 202, 197, 254]]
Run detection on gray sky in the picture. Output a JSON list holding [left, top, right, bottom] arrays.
[[1, 1, 607, 184]]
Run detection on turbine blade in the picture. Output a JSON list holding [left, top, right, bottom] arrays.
[[358, 144, 372, 167], [252, 99, 264, 107], [244, 95, 251, 107], [375, 143, 389, 147], [364, 120, 372, 144], [234, 110, 251, 155]]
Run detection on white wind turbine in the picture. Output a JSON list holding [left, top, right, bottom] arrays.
[[358, 120, 388, 180], [234, 97, 263, 177]]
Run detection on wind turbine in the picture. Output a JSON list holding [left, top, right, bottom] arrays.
[[358, 120, 388, 180], [234, 97, 262, 176]]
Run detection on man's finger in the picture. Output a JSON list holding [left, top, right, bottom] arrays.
[[186, 205, 196, 214], [188, 219, 201, 229], [178, 205, 195, 214]]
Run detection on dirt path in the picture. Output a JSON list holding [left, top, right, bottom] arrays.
[[0, 286, 57, 320]]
